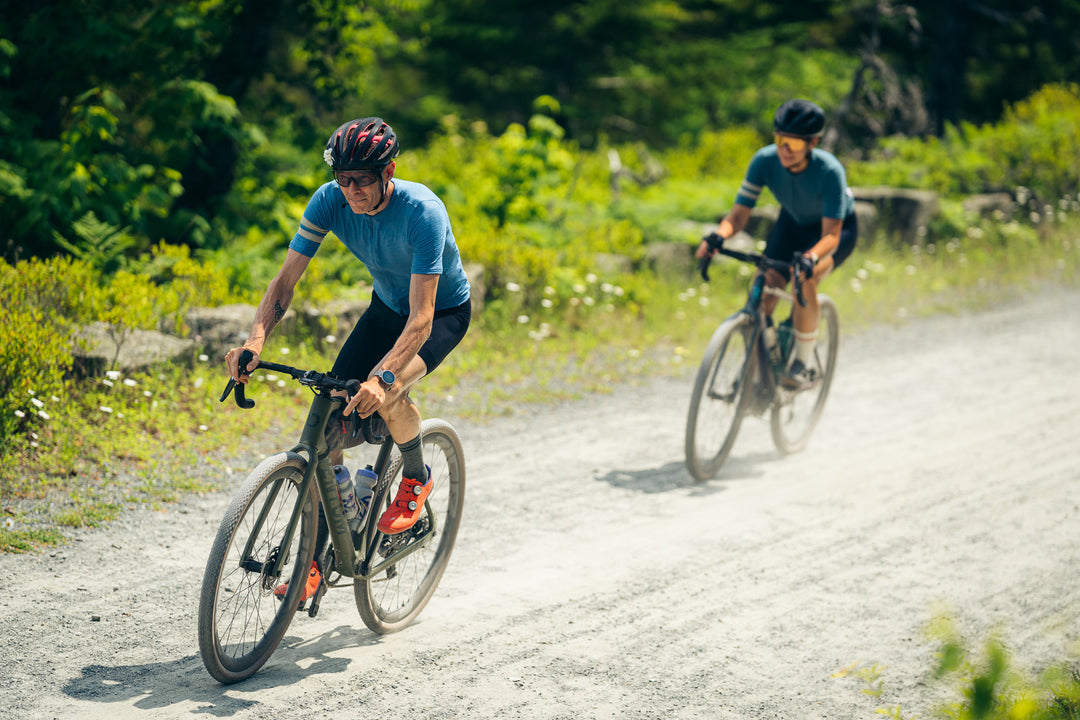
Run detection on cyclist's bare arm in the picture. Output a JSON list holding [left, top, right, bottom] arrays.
[[225, 249, 311, 383], [810, 217, 843, 263], [695, 204, 753, 259], [343, 273, 438, 419]]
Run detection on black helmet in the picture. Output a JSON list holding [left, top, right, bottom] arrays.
[[324, 117, 399, 171], [773, 99, 826, 137]]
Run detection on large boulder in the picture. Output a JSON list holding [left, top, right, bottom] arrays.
[[851, 187, 939, 245], [186, 304, 261, 357], [72, 322, 196, 375]]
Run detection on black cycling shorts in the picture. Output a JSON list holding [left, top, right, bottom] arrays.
[[330, 291, 471, 384], [764, 209, 858, 280]]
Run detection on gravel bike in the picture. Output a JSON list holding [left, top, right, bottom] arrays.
[[198, 351, 465, 683], [684, 242, 839, 481]]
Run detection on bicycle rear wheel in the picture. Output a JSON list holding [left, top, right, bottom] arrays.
[[770, 295, 839, 454], [685, 314, 757, 481], [354, 418, 465, 634], [198, 452, 316, 684]]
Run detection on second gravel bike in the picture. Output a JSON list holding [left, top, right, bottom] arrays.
[[685, 243, 839, 481]]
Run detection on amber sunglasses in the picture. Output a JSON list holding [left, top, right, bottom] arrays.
[[773, 134, 810, 152]]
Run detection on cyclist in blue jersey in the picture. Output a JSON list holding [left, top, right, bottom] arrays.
[[225, 117, 471, 599], [696, 99, 858, 388]]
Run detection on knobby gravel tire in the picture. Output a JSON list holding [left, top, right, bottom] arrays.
[[354, 418, 465, 634], [685, 314, 756, 482], [198, 452, 317, 684], [770, 295, 839, 454]]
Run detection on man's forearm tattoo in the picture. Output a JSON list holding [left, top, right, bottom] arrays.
[[273, 299, 286, 325]]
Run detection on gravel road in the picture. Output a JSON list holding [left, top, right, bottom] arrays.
[[2, 288, 1079, 720]]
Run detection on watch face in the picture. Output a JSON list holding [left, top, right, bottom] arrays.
[[379, 370, 395, 385]]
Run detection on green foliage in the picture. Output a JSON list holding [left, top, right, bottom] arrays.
[[927, 615, 1080, 720], [0, 256, 86, 443], [848, 84, 1080, 203], [0, 244, 237, 452]]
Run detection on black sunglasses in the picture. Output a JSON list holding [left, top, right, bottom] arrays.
[[335, 171, 381, 188]]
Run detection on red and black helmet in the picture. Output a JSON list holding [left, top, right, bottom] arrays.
[[323, 117, 399, 171]]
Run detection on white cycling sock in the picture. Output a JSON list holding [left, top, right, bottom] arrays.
[[795, 330, 818, 365]]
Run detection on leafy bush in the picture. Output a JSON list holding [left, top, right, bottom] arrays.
[[0, 244, 237, 451], [848, 84, 1080, 203], [928, 616, 1080, 720]]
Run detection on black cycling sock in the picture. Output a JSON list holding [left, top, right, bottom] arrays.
[[398, 434, 426, 481]]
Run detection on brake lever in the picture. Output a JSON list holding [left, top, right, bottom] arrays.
[[219, 349, 257, 409]]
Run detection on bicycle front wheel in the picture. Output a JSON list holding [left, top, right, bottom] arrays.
[[685, 314, 756, 481], [770, 295, 839, 454], [198, 452, 317, 684], [354, 418, 465, 634]]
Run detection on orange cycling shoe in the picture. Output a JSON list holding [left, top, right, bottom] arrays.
[[377, 468, 432, 535], [274, 560, 321, 602]]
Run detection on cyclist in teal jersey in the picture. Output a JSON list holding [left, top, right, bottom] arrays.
[[695, 99, 858, 388], [225, 117, 471, 597]]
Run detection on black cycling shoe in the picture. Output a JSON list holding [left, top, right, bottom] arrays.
[[780, 358, 817, 389]]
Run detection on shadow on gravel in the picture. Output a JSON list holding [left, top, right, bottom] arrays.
[[61, 625, 381, 716], [594, 450, 776, 495]]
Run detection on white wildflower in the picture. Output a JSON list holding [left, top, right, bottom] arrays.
[[280, 347, 290, 355], [37, 410, 50, 420], [505, 281, 522, 293], [543, 286, 556, 296], [106, 370, 121, 381], [516, 315, 529, 324], [123, 378, 137, 387], [194, 377, 204, 389], [324, 335, 337, 344], [31, 397, 44, 408], [198, 354, 209, 362], [14, 410, 25, 418], [103, 380, 114, 387], [585, 273, 597, 283], [100, 406, 113, 413], [541, 298, 554, 308]]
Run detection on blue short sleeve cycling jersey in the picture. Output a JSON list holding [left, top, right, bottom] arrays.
[[289, 179, 471, 316], [735, 146, 855, 225]]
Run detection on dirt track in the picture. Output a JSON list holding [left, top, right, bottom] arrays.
[[2, 289, 1079, 720]]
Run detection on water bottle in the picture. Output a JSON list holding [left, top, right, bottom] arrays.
[[334, 464, 360, 526], [352, 466, 378, 532]]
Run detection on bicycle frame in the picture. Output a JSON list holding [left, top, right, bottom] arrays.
[[729, 269, 801, 410], [223, 360, 436, 583]]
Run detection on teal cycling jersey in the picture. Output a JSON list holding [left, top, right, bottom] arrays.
[[735, 145, 855, 225], [290, 179, 471, 316]]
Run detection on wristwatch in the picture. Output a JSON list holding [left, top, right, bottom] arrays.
[[373, 369, 395, 388]]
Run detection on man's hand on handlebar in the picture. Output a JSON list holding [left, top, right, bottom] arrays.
[[793, 252, 817, 280], [225, 347, 261, 384]]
